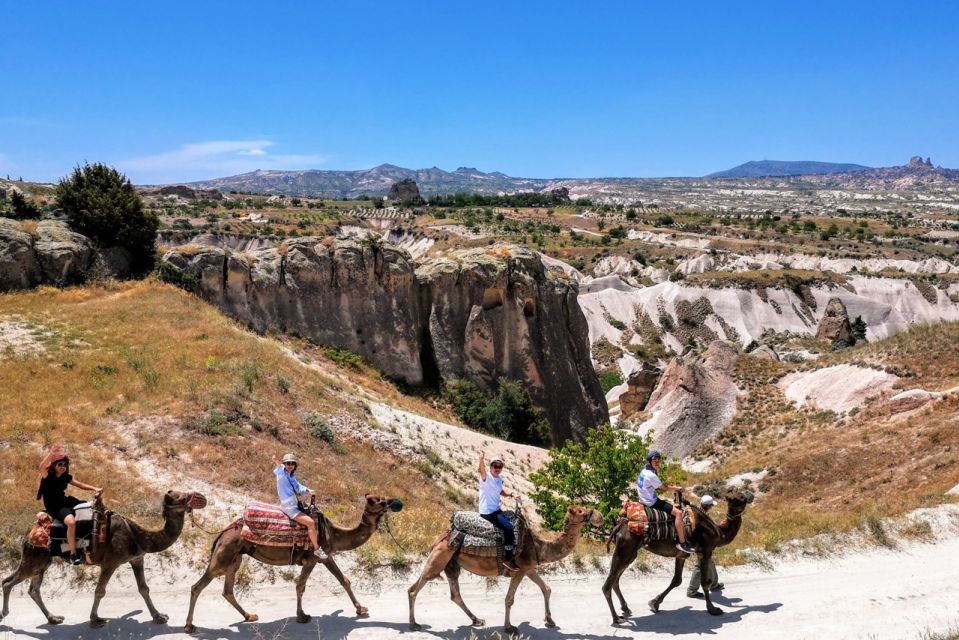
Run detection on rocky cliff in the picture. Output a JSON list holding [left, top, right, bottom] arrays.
[[161, 240, 608, 442], [1, 218, 95, 289]]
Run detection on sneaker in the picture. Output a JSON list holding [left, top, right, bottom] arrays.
[[710, 582, 725, 592], [314, 548, 328, 561], [687, 591, 704, 599], [676, 542, 695, 554], [502, 559, 521, 572], [69, 552, 83, 566]]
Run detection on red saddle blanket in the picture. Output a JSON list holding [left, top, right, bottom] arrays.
[[622, 501, 681, 539], [240, 501, 309, 548]]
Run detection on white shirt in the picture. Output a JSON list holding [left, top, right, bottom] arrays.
[[637, 468, 663, 506], [478, 473, 504, 515]]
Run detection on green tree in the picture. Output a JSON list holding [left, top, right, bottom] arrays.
[[55, 163, 158, 273], [850, 315, 868, 343], [530, 424, 683, 530], [8, 191, 42, 220], [443, 378, 550, 446]]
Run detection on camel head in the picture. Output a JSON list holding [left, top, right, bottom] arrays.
[[162, 490, 209, 513], [362, 494, 404, 520], [565, 505, 604, 528], [722, 490, 755, 514]]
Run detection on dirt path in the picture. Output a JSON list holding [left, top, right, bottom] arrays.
[[2, 531, 957, 639]]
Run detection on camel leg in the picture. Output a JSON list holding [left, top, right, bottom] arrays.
[[1, 565, 29, 623], [649, 556, 685, 614], [408, 543, 457, 631], [503, 571, 525, 634], [602, 540, 638, 624], [295, 558, 318, 623], [222, 557, 258, 624], [322, 557, 368, 617], [526, 570, 555, 628], [3, 549, 59, 625], [444, 560, 484, 627], [184, 567, 216, 633], [698, 550, 723, 616], [129, 557, 167, 624], [90, 565, 119, 628]]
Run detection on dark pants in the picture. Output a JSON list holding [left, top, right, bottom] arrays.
[[480, 510, 515, 558]]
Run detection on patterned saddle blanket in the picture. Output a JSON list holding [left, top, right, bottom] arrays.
[[240, 501, 309, 548], [448, 511, 525, 558], [622, 501, 692, 541]]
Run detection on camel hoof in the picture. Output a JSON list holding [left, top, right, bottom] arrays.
[[409, 623, 422, 632], [622, 607, 632, 616], [708, 607, 724, 616], [90, 616, 108, 628], [505, 625, 519, 636], [545, 618, 556, 628], [245, 614, 259, 623], [153, 613, 169, 624], [472, 618, 485, 627], [297, 613, 312, 623], [356, 606, 369, 618], [184, 623, 196, 634], [47, 615, 64, 625], [648, 599, 660, 613], [613, 615, 626, 625]]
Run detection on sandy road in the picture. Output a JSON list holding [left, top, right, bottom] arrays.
[[2, 532, 957, 640]]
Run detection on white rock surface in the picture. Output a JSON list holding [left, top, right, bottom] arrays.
[[778, 364, 899, 413]]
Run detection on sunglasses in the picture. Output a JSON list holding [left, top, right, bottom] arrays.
[[491, 464, 504, 470], [55, 461, 69, 467], [283, 461, 297, 466]]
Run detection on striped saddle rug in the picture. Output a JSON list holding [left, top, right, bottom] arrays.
[[623, 502, 692, 541], [240, 501, 309, 548]]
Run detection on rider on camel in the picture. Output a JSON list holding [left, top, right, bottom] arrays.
[[36, 446, 101, 565], [637, 450, 695, 554], [273, 452, 327, 560], [478, 452, 520, 572]]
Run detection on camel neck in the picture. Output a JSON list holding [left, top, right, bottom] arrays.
[[533, 521, 586, 564], [330, 509, 381, 552], [129, 507, 187, 554], [717, 507, 745, 546]]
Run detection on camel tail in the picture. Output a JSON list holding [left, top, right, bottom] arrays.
[[606, 520, 625, 552]]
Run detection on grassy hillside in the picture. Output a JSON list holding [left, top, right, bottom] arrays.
[[694, 322, 959, 559], [0, 280, 455, 564]]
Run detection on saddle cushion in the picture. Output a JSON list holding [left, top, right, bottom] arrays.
[[27, 512, 52, 549], [450, 511, 518, 547], [240, 501, 309, 547], [622, 501, 690, 541]]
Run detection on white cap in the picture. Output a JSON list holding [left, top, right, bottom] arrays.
[[701, 495, 716, 506]]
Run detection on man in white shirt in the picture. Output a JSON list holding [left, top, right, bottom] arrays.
[[478, 451, 520, 572], [637, 450, 695, 554], [687, 494, 722, 597]]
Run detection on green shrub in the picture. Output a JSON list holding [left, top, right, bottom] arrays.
[[324, 347, 363, 368], [304, 412, 344, 453], [530, 424, 684, 530], [8, 191, 42, 220], [598, 369, 623, 393], [443, 379, 551, 446], [55, 163, 158, 273]]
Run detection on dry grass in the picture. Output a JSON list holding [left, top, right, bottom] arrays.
[[695, 322, 959, 556], [0, 280, 458, 562]]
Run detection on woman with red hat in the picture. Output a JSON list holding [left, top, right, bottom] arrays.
[[37, 446, 101, 565]]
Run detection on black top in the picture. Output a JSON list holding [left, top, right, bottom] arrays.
[[37, 472, 72, 515]]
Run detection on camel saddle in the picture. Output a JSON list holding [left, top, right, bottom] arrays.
[[621, 501, 694, 542], [240, 501, 311, 548], [447, 511, 526, 558], [47, 502, 96, 556]]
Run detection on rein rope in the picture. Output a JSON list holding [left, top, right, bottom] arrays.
[[378, 508, 407, 553]]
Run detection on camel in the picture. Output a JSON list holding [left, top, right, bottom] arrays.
[[1, 490, 205, 628], [602, 490, 754, 622], [184, 494, 402, 633], [408, 504, 603, 634]]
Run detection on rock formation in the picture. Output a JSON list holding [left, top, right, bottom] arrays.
[[387, 179, 421, 202], [907, 156, 934, 170], [161, 241, 608, 442], [750, 344, 780, 361], [618, 365, 660, 418], [0, 218, 99, 290], [816, 297, 852, 344], [630, 341, 739, 458], [548, 187, 571, 203]]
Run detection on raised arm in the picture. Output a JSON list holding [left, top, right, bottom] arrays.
[[478, 451, 487, 482]]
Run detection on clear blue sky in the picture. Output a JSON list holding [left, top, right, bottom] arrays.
[[2, 1, 957, 183]]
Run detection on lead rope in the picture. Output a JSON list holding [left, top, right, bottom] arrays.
[[379, 510, 407, 553]]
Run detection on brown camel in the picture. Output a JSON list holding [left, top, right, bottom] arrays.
[[408, 504, 603, 634], [184, 494, 402, 633], [602, 490, 754, 622], [1, 490, 205, 628]]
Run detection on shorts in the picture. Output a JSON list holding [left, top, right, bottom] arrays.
[[56, 506, 78, 522], [649, 498, 675, 515], [281, 506, 306, 520]]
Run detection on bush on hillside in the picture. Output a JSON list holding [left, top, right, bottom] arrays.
[[443, 378, 551, 446], [8, 191, 43, 220], [55, 163, 158, 273], [529, 424, 684, 530]]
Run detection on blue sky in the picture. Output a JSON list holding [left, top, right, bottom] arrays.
[[2, 1, 957, 183]]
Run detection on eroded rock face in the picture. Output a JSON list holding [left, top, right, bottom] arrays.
[[161, 241, 608, 442], [631, 341, 740, 458], [816, 297, 852, 344], [0, 218, 94, 290], [618, 365, 661, 418], [387, 179, 421, 202]]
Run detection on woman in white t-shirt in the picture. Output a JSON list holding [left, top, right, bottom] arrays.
[[477, 451, 520, 572], [637, 450, 694, 554]]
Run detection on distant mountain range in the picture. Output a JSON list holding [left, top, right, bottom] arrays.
[[179, 157, 957, 198], [705, 160, 872, 178]]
